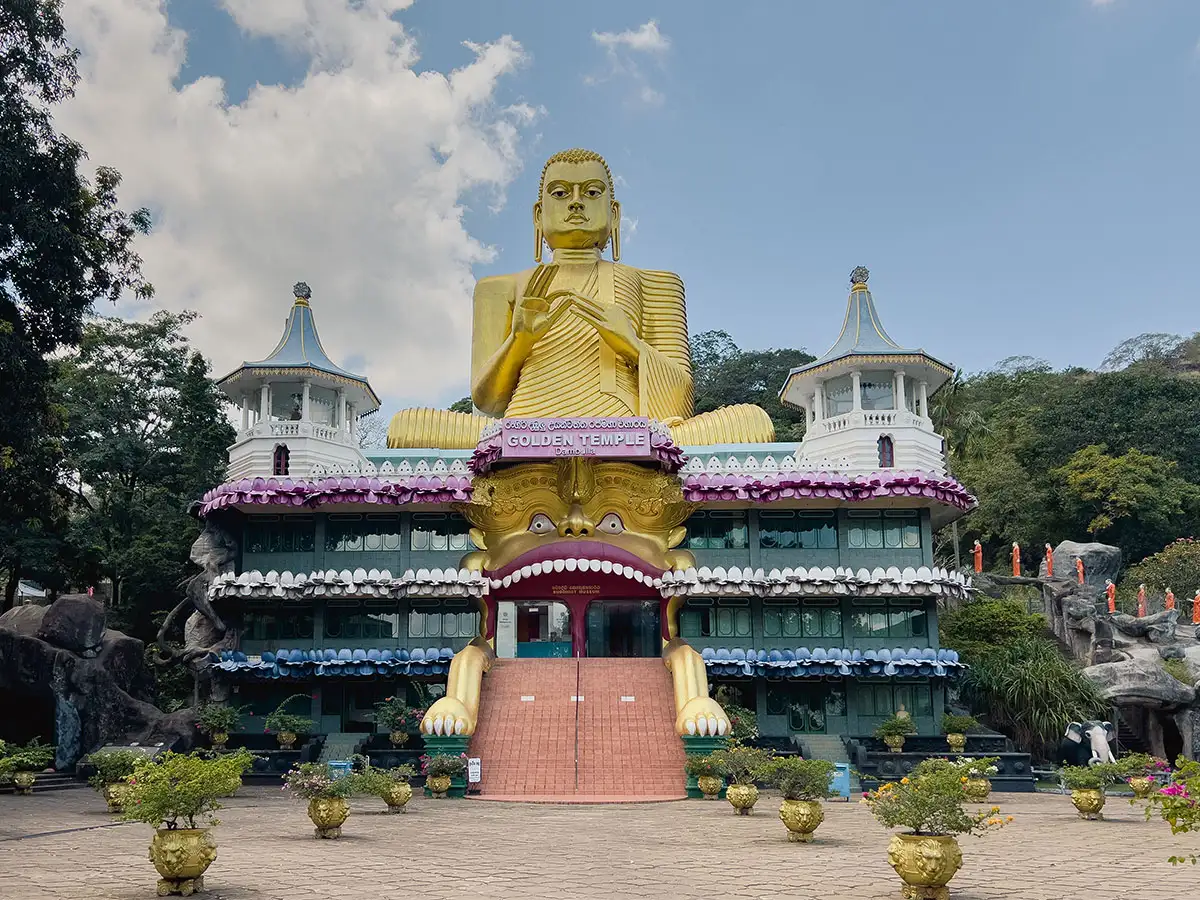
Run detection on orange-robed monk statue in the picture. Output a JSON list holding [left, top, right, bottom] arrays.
[[387, 148, 774, 448]]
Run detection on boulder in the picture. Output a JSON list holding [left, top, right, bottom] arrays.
[[1084, 657, 1196, 709], [35, 595, 106, 657], [0, 604, 48, 636], [1046, 541, 1121, 588]]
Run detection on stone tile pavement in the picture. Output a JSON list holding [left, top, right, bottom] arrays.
[[0, 786, 1196, 900]]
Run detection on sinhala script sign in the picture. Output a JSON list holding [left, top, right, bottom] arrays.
[[500, 418, 652, 460]]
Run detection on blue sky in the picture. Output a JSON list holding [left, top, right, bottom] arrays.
[[67, 1, 1200, 409]]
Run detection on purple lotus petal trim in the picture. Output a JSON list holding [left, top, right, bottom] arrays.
[[199, 475, 474, 516], [681, 470, 977, 510]]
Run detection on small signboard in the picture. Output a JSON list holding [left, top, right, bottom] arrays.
[[500, 418, 653, 461], [467, 757, 482, 784]]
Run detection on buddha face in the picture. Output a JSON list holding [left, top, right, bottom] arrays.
[[458, 460, 695, 582], [536, 159, 617, 251]]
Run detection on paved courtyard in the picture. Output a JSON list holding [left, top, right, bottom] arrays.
[[0, 786, 1196, 900]]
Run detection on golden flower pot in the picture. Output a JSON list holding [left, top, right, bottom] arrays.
[[149, 828, 217, 896], [945, 733, 966, 754], [697, 775, 723, 800], [210, 731, 228, 751], [389, 730, 409, 747], [1071, 788, 1105, 820], [383, 782, 413, 813], [726, 783, 758, 815], [963, 778, 991, 802], [307, 797, 350, 839], [277, 731, 297, 750], [12, 772, 36, 795], [883, 735, 907, 753], [104, 782, 131, 813], [427, 775, 452, 798], [1128, 776, 1154, 800], [887, 833, 963, 900], [779, 799, 824, 843]]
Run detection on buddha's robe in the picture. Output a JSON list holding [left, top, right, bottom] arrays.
[[387, 261, 773, 448]]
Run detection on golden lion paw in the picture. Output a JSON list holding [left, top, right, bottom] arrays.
[[420, 697, 474, 736], [676, 696, 730, 737]]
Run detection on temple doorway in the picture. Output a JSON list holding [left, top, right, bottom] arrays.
[[586, 601, 660, 658], [495, 601, 572, 659]]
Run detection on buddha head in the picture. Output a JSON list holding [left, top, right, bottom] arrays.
[[457, 458, 694, 579], [534, 148, 621, 262]]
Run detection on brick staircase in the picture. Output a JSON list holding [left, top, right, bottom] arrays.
[[469, 657, 686, 802]]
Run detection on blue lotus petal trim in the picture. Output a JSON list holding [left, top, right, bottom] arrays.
[[699, 646, 965, 678], [211, 647, 465, 678]]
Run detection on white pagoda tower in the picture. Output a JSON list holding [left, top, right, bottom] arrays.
[[216, 282, 379, 480], [779, 267, 953, 475]]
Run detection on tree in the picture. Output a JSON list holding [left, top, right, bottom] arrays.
[[1100, 332, 1185, 372], [449, 397, 474, 414], [1052, 445, 1199, 561], [938, 598, 1047, 664], [1117, 539, 1200, 614], [57, 312, 233, 639], [691, 330, 813, 441], [0, 0, 151, 611]]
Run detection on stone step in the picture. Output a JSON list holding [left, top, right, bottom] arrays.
[[469, 658, 686, 800]]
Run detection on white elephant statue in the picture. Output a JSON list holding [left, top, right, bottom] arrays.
[[1056, 720, 1116, 766]]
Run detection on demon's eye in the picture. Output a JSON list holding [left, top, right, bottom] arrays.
[[597, 513, 625, 534], [528, 513, 555, 535]]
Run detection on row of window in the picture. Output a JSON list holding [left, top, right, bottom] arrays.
[[761, 681, 934, 733], [679, 598, 926, 640], [244, 514, 474, 555], [244, 511, 922, 556], [241, 602, 478, 641]]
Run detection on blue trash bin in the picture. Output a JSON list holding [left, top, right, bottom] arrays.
[[831, 762, 851, 800], [327, 760, 353, 780]]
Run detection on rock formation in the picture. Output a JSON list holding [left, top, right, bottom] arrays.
[[0, 595, 196, 770]]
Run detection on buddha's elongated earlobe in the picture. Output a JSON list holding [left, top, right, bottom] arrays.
[[533, 202, 544, 263], [610, 200, 621, 262]]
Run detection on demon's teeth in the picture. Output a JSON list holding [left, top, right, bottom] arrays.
[[633, 570, 645, 583], [531, 562, 544, 577], [520, 565, 533, 579], [564, 558, 578, 572], [552, 559, 565, 573], [621, 565, 635, 579], [510, 569, 522, 584], [501, 575, 512, 588], [600, 560, 614, 574], [490, 578, 502, 589]]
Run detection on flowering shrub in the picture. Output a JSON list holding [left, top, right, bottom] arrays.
[[722, 704, 759, 742], [421, 753, 467, 778], [283, 762, 356, 801], [0, 739, 54, 776], [196, 703, 245, 735], [684, 754, 725, 779], [764, 757, 835, 801], [1118, 753, 1171, 779], [121, 750, 255, 830], [941, 714, 979, 735], [1147, 758, 1200, 865], [964, 759, 999, 779], [375, 697, 426, 732], [864, 757, 1013, 837]]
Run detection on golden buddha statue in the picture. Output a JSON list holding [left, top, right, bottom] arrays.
[[387, 148, 773, 448]]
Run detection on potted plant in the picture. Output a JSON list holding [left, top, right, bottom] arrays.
[[765, 757, 835, 843], [354, 764, 418, 813], [962, 758, 1000, 802], [1117, 753, 1169, 801], [1060, 764, 1121, 820], [375, 696, 425, 747], [284, 762, 357, 838], [264, 694, 314, 749], [196, 703, 245, 750], [941, 714, 978, 754], [865, 757, 1012, 899], [0, 739, 54, 794], [422, 753, 466, 798], [120, 749, 254, 895], [711, 745, 772, 815], [85, 749, 143, 812], [875, 713, 919, 753], [684, 754, 725, 800]]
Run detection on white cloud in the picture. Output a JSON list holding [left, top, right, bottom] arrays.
[[588, 19, 670, 105], [57, 0, 537, 408]]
